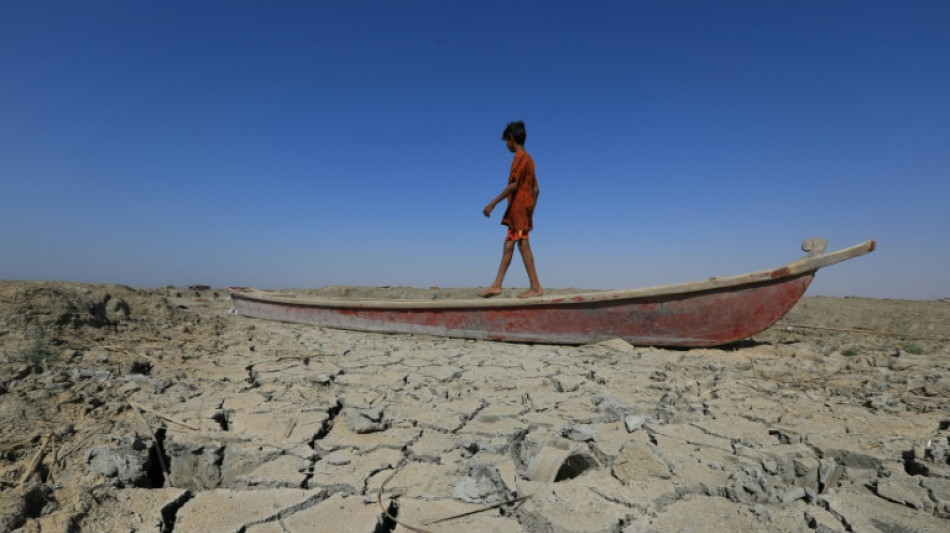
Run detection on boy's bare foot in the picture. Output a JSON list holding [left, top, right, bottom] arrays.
[[479, 288, 502, 298], [517, 288, 544, 298]]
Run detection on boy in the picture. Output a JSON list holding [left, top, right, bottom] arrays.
[[480, 120, 543, 298]]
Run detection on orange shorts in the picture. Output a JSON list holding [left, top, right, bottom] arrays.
[[506, 229, 529, 241]]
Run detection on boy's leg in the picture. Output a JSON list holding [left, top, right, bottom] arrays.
[[516, 239, 543, 298], [480, 239, 516, 297]]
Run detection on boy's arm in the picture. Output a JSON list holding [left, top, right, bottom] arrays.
[[483, 181, 518, 217]]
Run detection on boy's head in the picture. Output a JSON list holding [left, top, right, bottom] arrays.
[[501, 120, 526, 146]]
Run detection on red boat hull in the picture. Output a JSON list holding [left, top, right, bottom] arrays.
[[231, 240, 874, 346], [230, 274, 812, 346]]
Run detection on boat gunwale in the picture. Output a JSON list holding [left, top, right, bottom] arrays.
[[229, 239, 875, 310]]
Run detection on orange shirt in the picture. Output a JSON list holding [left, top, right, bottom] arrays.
[[501, 151, 538, 232]]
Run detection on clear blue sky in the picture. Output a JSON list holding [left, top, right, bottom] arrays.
[[2, 1, 947, 299]]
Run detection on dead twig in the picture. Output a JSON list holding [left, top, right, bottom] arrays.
[[0, 438, 30, 454], [904, 394, 947, 401], [48, 433, 58, 484], [71, 379, 96, 395], [749, 358, 761, 393], [422, 494, 533, 526], [129, 401, 198, 431], [777, 323, 896, 336], [56, 379, 97, 406], [376, 468, 432, 533], [19, 433, 53, 485], [102, 345, 170, 369], [275, 356, 308, 362], [129, 402, 173, 487]]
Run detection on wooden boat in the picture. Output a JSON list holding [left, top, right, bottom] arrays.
[[229, 238, 875, 347]]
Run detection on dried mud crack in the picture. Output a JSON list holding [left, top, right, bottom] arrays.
[[0, 282, 948, 532]]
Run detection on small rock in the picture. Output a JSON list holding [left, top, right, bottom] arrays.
[[780, 486, 807, 503], [344, 406, 387, 434], [926, 436, 950, 464], [819, 460, 844, 493], [323, 451, 351, 466], [793, 457, 820, 492], [72, 368, 111, 381], [121, 374, 171, 393], [752, 503, 774, 522], [624, 415, 646, 432], [453, 463, 506, 503], [85, 446, 148, 487], [559, 422, 597, 442], [594, 338, 635, 353], [593, 395, 630, 420], [725, 463, 769, 503]]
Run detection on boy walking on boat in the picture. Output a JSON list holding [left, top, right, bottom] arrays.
[[481, 120, 543, 298]]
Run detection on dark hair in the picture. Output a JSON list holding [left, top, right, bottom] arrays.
[[502, 120, 526, 145]]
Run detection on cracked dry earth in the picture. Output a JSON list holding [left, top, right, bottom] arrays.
[[1, 281, 949, 532]]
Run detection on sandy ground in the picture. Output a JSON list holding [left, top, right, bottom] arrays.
[[0, 281, 948, 532]]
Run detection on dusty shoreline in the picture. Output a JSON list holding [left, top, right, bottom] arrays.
[[1, 281, 948, 532]]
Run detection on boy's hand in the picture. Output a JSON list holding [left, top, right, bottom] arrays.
[[483, 204, 494, 217]]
